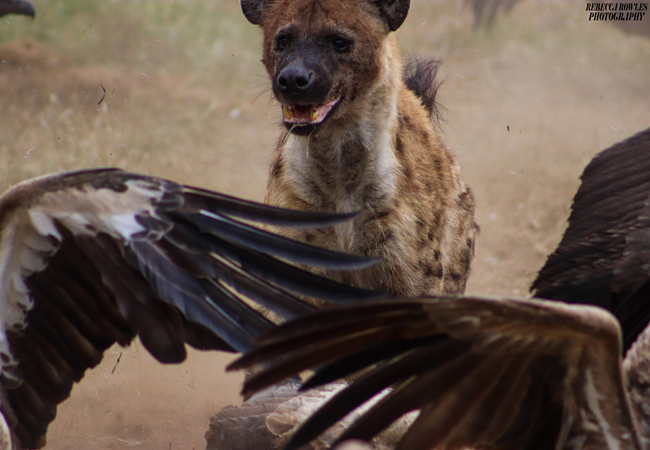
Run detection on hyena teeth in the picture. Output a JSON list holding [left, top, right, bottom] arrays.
[[310, 109, 318, 122], [283, 105, 294, 120]]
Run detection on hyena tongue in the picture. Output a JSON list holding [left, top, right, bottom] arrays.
[[293, 105, 317, 122]]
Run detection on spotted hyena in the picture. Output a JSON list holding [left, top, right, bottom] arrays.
[[242, 0, 478, 297]]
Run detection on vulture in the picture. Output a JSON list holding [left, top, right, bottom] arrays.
[[0, 167, 382, 449], [0, 0, 34, 18], [230, 126, 650, 450]]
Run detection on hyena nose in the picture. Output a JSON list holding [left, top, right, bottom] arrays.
[[278, 60, 314, 93]]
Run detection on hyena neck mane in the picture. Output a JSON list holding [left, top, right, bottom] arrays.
[[403, 57, 444, 125], [278, 44, 444, 214]]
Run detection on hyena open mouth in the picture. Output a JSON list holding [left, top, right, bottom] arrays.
[[282, 96, 341, 127]]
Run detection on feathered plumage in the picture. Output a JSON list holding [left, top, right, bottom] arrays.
[[0, 167, 383, 449], [232, 296, 636, 450], [532, 127, 650, 351], [229, 127, 650, 450]]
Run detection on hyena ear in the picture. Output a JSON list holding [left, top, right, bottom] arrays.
[[372, 0, 410, 31], [241, 0, 272, 25]]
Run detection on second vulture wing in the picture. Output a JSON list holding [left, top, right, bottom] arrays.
[[231, 296, 634, 450]]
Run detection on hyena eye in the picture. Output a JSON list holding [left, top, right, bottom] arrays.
[[331, 37, 350, 52], [276, 35, 290, 51]]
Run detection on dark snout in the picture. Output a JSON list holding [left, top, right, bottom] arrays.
[[278, 59, 314, 94], [273, 54, 332, 106]]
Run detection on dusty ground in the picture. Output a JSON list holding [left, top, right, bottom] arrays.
[[0, 0, 649, 448]]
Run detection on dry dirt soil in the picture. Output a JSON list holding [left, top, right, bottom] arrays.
[[0, 0, 649, 448]]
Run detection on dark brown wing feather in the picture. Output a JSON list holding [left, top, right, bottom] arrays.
[[532, 127, 650, 350], [231, 296, 629, 450]]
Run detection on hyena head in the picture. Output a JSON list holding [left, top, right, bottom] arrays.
[[241, 0, 410, 136]]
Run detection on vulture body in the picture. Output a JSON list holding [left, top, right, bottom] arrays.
[[0, 167, 382, 449], [231, 127, 650, 450]]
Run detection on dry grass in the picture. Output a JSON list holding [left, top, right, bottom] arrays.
[[0, 0, 649, 448], [1, 0, 272, 198]]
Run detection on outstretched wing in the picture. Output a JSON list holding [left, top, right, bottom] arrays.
[[0, 0, 34, 18], [532, 127, 650, 351], [231, 296, 636, 450], [0, 167, 382, 449]]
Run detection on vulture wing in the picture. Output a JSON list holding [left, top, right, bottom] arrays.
[[0, 167, 382, 448], [532, 127, 650, 351], [231, 296, 636, 450]]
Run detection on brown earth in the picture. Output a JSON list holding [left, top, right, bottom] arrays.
[[0, 0, 649, 448]]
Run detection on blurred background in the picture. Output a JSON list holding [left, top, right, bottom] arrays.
[[1, 0, 649, 448]]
